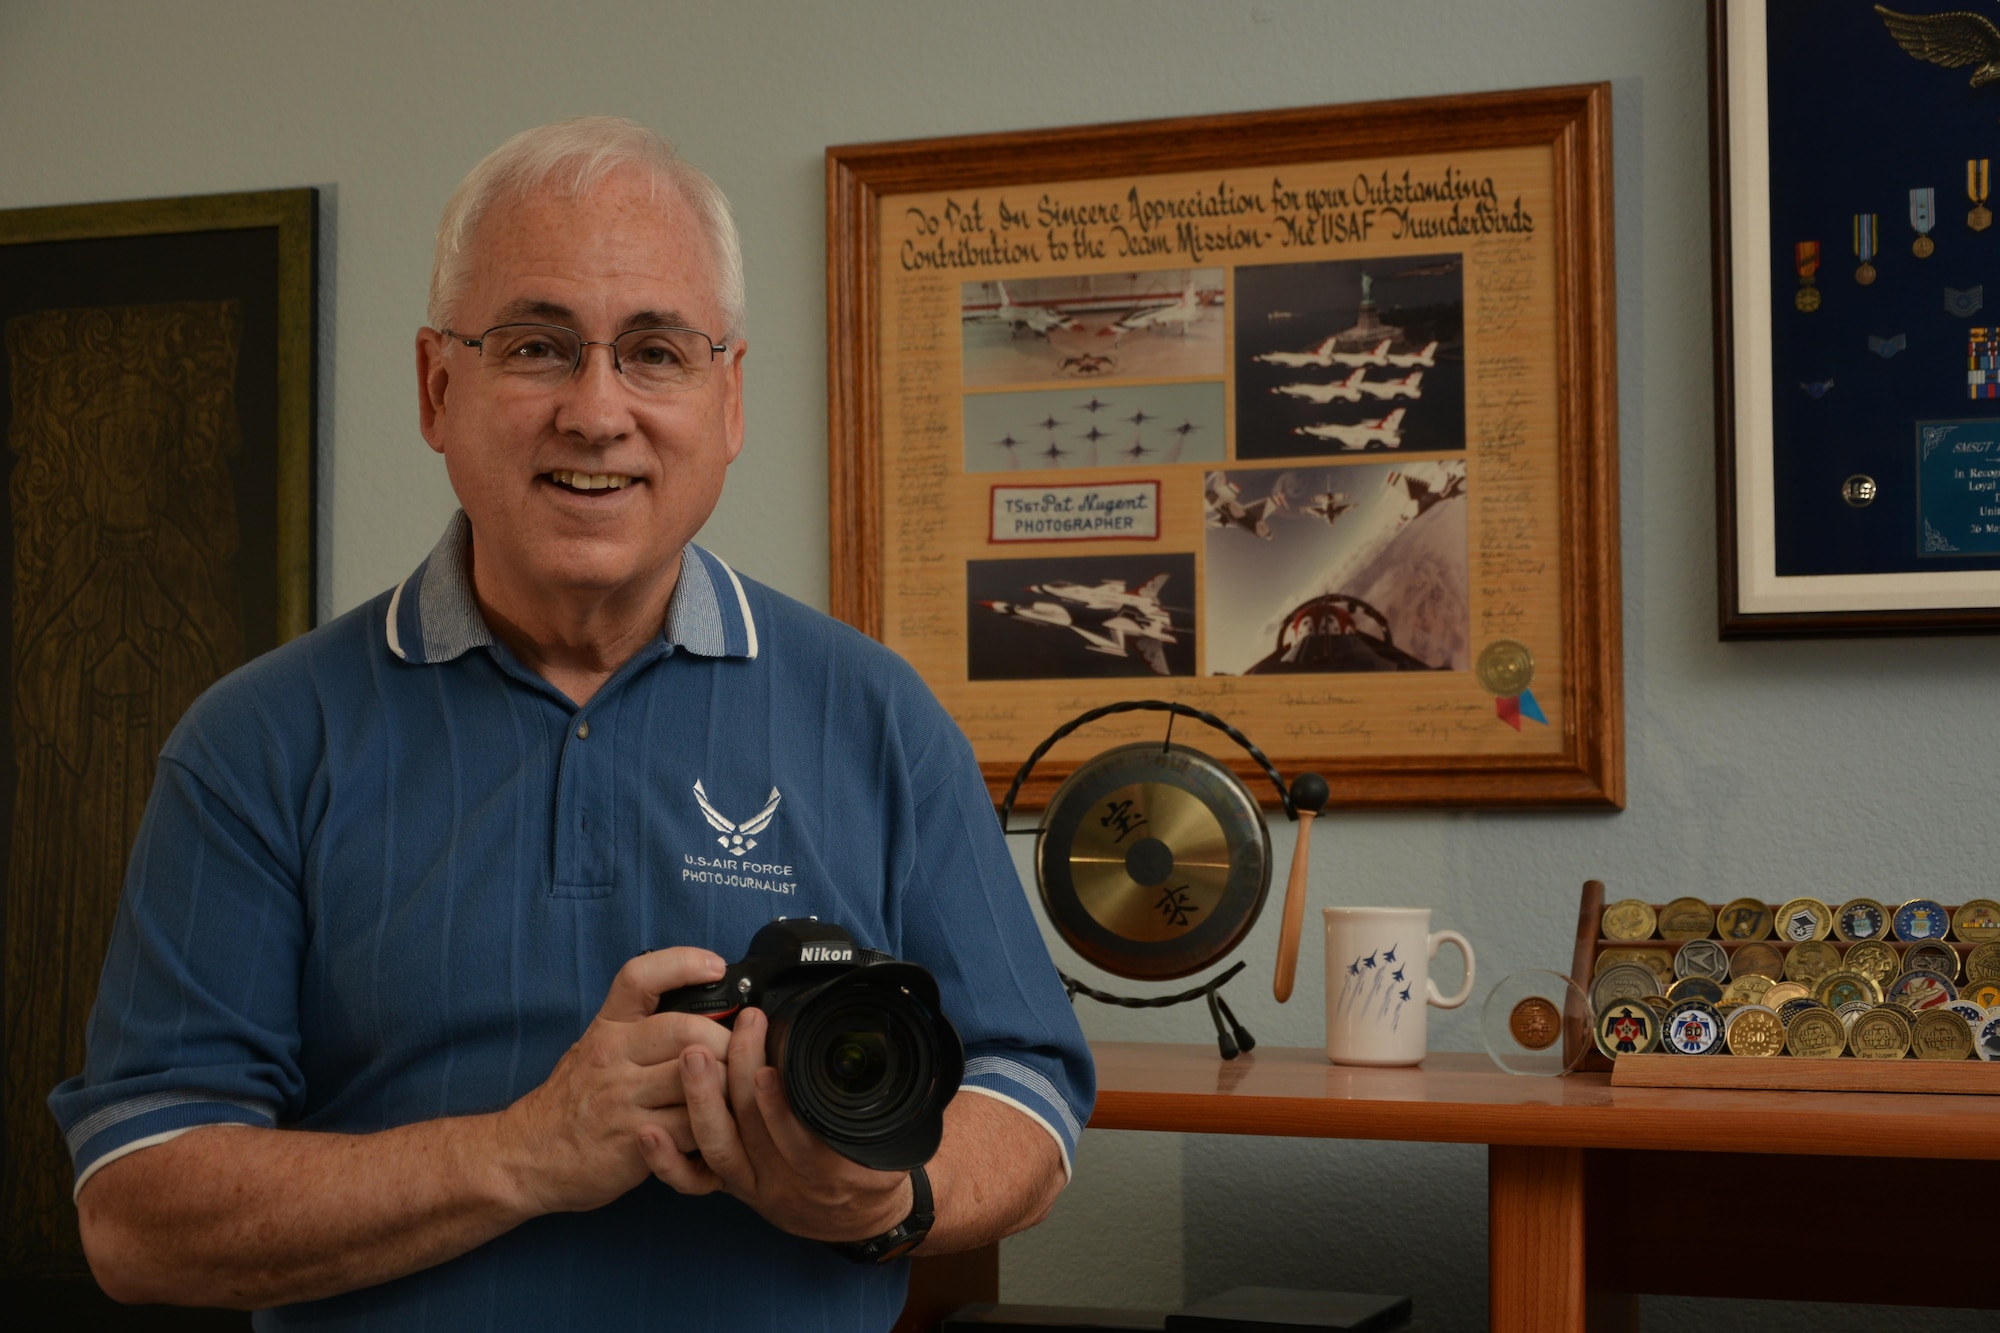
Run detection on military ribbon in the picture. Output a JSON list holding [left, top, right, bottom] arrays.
[[1853, 214, 1878, 284], [1794, 241, 1822, 311], [1910, 187, 1935, 257], [1971, 160, 1992, 232]]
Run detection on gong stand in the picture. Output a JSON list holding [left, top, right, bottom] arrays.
[[998, 700, 1325, 1060]]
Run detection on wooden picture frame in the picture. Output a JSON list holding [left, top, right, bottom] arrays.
[[0, 188, 316, 1285], [1711, 0, 2000, 637], [829, 86, 1621, 810]]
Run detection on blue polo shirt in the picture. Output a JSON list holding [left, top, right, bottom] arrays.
[[50, 512, 1093, 1331]]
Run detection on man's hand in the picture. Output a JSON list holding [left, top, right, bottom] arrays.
[[640, 1007, 913, 1242], [495, 947, 737, 1215]]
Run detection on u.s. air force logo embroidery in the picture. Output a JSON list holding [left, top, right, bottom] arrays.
[[693, 780, 781, 853]]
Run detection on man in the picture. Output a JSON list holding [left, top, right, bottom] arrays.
[[50, 117, 1093, 1329]]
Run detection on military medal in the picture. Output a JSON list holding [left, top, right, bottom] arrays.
[[1853, 213, 1877, 285], [1794, 240, 1822, 311], [1910, 187, 1935, 257], [1970, 159, 1991, 232]]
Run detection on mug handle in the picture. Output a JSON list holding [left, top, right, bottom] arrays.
[[1424, 930, 1475, 1009]]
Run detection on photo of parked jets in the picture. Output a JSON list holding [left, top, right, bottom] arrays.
[[1204, 460, 1470, 676], [967, 554, 1197, 680], [962, 381, 1226, 473], [961, 269, 1225, 388], [1234, 254, 1465, 461]]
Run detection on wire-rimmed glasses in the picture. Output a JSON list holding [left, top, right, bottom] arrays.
[[444, 323, 727, 392]]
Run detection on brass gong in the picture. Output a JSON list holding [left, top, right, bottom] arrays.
[[1037, 743, 1271, 980]]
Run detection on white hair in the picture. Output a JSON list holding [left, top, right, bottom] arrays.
[[428, 116, 745, 339]]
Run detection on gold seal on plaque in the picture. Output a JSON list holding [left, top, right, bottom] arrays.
[[1601, 898, 1657, 942], [1849, 1006, 1913, 1059], [1658, 897, 1716, 941], [1717, 898, 1774, 941], [1912, 1009, 1975, 1062], [1475, 639, 1535, 696], [1725, 1005, 1785, 1057], [1785, 1008, 1846, 1059]]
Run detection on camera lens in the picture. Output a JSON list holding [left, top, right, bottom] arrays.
[[826, 1031, 890, 1096]]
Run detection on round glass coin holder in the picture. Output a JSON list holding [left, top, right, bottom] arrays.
[[1481, 968, 1592, 1077]]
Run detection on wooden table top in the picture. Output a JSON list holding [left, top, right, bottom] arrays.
[[1087, 1043, 2000, 1159]]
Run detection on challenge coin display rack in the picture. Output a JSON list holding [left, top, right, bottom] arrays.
[[1562, 879, 2000, 1094]]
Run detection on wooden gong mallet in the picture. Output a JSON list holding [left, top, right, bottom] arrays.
[[1272, 772, 1330, 1002]]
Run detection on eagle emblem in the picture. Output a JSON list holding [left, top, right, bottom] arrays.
[[1876, 6, 2000, 89], [693, 781, 782, 854]]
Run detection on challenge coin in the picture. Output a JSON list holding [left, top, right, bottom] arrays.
[[1601, 898, 1658, 941], [1978, 1014, 2000, 1062], [1964, 979, 2000, 1009], [1784, 940, 1841, 986], [1849, 1005, 1913, 1059], [1729, 942, 1784, 981], [1952, 899, 2000, 944], [1760, 980, 1810, 1010], [1812, 969, 1882, 1009], [1509, 996, 1563, 1050], [1663, 999, 1725, 1055], [1594, 999, 1659, 1058], [1785, 1007, 1846, 1059], [1843, 939, 1900, 990], [1945, 1000, 1989, 1030], [1595, 947, 1676, 990], [1667, 975, 1724, 1005], [1833, 898, 1888, 943], [1776, 897, 1833, 943], [1835, 999, 1873, 1030], [1725, 1005, 1786, 1057], [1778, 996, 1827, 1026], [1722, 973, 1778, 1006], [1591, 962, 1662, 1013], [1717, 898, 1774, 941], [1894, 899, 1951, 942], [1912, 1009, 1975, 1061], [1965, 942, 2000, 984], [1658, 897, 1716, 941], [1642, 994, 1672, 1017], [1674, 940, 1732, 984], [1885, 969, 1958, 1011], [1902, 942, 1959, 982]]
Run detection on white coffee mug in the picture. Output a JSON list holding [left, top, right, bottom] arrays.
[[1324, 906, 1475, 1066]]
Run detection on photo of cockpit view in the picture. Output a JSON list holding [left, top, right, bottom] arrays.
[[960, 270, 1224, 387], [1234, 254, 1465, 460], [1204, 460, 1469, 675]]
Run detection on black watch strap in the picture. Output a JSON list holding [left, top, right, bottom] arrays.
[[828, 1165, 934, 1265]]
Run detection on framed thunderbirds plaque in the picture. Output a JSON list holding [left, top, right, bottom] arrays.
[[1712, 0, 2000, 635], [828, 85, 1622, 809]]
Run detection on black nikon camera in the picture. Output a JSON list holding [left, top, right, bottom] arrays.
[[657, 918, 963, 1172]]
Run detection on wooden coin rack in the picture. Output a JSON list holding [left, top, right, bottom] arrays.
[[1562, 878, 1997, 1094]]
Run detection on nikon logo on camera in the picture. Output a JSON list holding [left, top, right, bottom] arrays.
[[800, 944, 854, 963]]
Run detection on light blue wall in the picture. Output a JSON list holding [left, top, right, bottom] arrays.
[[3, 3, 1992, 1329]]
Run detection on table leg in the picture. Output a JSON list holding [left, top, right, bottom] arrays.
[[1488, 1145, 1585, 1333]]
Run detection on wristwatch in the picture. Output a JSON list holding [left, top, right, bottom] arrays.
[[827, 1165, 934, 1264]]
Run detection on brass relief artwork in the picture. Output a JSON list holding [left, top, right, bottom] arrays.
[[2, 302, 246, 1269]]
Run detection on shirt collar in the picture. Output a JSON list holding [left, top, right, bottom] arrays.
[[384, 510, 760, 665]]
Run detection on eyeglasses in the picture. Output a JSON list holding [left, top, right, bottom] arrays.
[[444, 322, 727, 393]]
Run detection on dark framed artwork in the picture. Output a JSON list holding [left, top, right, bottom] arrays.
[[1712, 0, 2000, 636], [0, 189, 316, 1292], [829, 87, 1622, 810]]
